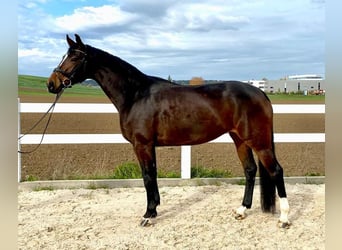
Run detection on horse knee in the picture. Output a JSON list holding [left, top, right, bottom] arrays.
[[142, 170, 156, 184], [245, 164, 257, 176]]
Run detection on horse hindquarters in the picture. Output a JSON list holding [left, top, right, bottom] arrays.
[[229, 93, 290, 227]]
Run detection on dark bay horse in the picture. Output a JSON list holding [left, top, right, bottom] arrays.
[[47, 34, 290, 228]]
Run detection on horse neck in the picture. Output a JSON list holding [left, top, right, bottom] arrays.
[[87, 46, 150, 112]]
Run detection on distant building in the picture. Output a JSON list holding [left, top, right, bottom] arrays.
[[240, 74, 324, 94], [266, 74, 324, 94], [243, 80, 266, 91]]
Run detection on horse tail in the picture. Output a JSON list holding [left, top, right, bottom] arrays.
[[259, 159, 276, 213]]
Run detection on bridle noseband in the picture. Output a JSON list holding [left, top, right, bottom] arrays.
[[53, 49, 88, 88]]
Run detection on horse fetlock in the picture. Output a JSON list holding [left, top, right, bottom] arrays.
[[278, 197, 290, 228], [140, 217, 156, 227], [144, 208, 157, 219], [141, 208, 157, 227], [278, 220, 291, 229]]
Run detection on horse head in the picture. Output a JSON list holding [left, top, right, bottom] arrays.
[[47, 34, 88, 94]]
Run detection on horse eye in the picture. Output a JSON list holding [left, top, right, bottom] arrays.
[[71, 55, 81, 61]]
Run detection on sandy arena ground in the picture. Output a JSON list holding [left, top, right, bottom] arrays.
[[18, 183, 324, 249]]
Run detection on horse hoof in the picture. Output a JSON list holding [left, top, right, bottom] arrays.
[[278, 220, 291, 229], [140, 217, 154, 227], [235, 213, 246, 220], [232, 209, 246, 220]]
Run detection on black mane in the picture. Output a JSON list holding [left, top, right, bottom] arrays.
[[86, 45, 151, 84]]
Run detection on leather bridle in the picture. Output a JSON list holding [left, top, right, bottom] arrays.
[[53, 49, 87, 88]]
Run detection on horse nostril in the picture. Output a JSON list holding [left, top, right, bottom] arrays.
[[47, 81, 55, 92]]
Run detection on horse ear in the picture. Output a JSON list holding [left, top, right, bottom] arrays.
[[74, 34, 85, 48], [66, 34, 76, 47]]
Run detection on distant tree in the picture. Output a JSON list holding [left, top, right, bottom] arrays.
[[167, 75, 173, 82], [189, 76, 204, 85]]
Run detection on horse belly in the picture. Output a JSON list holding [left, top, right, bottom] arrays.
[[156, 116, 227, 146]]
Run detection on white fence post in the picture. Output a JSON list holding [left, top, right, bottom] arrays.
[[18, 98, 21, 183], [181, 146, 191, 179]]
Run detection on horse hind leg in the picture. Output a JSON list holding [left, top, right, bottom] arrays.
[[230, 132, 257, 220], [256, 148, 290, 228]]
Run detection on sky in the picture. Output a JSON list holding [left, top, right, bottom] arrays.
[[18, 0, 325, 81]]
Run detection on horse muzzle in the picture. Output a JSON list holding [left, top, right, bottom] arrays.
[[47, 81, 61, 94], [47, 75, 72, 94]]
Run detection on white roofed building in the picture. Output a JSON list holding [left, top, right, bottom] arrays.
[[266, 74, 325, 94]]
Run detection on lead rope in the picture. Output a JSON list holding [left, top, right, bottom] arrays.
[[18, 89, 64, 154]]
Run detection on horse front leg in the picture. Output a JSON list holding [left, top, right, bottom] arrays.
[[134, 143, 160, 226]]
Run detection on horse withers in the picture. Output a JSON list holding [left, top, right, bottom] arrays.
[[47, 34, 290, 228]]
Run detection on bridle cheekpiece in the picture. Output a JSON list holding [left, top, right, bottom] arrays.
[[53, 48, 88, 88]]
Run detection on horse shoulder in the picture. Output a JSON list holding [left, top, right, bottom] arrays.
[[119, 93, 159, 144]]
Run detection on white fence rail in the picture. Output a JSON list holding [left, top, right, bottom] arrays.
[[19, 133, 325, 144], [18, 103, 325, 181], [20, 103, 325, 114]]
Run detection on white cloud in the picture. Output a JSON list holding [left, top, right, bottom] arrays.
[[18, 48, 46, 57], [54, 5, 137, 32]]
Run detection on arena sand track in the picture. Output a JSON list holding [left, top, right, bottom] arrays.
[[19, 95, 325, 180], [18, 183, 324, 249]]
